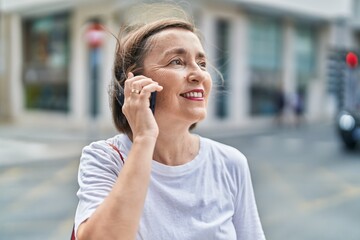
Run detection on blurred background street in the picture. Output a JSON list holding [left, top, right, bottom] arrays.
[[1, 0, 360, 239], [0, 124, 114, 240], [0, 122, 359, 240], [217, 123, 360, 240]]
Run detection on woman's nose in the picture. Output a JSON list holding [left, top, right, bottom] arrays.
[[187, 64, 205, 83]]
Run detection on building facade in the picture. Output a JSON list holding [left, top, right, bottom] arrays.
[[0, 0, 356, 131]]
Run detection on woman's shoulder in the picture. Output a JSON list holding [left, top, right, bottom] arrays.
[[199, 136, 250, 184], [199, 136, 247, 165], [84, 134, 129, 151], [80, 134, 130, 166]]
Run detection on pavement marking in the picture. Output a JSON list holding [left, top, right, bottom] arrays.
[[48, 216, 74, 240], [300, 167, 360, 212], [0, 219, 57, 232], [257, 161, 307, 226], [319, 167, 358, 190], [261, 164, 360, 226], [259, 161, 304, 203], [300, 186, 360, 213], [6, 160, 78, 213], [258, 161, 304, 226], [0, 167, 22, 186]]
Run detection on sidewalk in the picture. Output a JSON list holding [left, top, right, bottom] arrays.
[[0, 121, 271, 166], [0, 119, 334, 166], [0, 123, 116, 167]]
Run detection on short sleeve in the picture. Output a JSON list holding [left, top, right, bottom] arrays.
[[232, 153, 266, 240], [74, 140, 124, 237]]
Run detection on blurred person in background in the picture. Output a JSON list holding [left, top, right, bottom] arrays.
[[274, 81, 287, 127], [73, 4, 265, 240], [292, 89, 305, 128]]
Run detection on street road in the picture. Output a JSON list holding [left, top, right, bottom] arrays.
[[0, 122, 359, 239], [0, 158, 79, 240], [216, 123, 360, 240]]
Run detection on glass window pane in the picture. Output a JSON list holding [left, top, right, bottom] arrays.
[[22, 12, 70, 112], [248, 15, 283, 116], [215, 18, 230, 119]]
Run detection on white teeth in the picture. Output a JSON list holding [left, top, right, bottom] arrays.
[[183, 92, 203, 98]]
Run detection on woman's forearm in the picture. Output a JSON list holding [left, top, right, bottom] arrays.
[[77, 136, 156, 240]]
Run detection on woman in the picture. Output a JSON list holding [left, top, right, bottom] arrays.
[[74, 14, 265, 240]]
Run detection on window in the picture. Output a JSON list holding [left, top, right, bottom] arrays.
[[249, 16, 282, 71], [353, 0, 360, 20], [22, 12, 70, 112], [294, 24, 317, 113], [295, 25, 317, 89], [248, 15, 283, 116], [215, 18, 230, 119]]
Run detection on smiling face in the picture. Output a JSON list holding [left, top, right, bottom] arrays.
[[142, 28, 212, 130]]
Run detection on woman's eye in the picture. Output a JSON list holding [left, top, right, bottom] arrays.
[[198, 61, 207, 69], [170, 59, 182, 65]]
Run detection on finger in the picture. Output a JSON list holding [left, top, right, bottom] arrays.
[[124, 72, 136, 95], [131, 79, 157, 92], [138, 83, 163, 99], [124, 72, 142, 90], [124, 74, 154, 95]]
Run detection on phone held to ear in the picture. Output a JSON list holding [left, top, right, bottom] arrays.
[[117, 90, 156, 114], [149, 92, 156, 114], [116, 71, 156, 114]]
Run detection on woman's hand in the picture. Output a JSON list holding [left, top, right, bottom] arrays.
[[122, 72, 163, 140]]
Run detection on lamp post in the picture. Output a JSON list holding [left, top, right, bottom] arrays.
[[85, 19, 104, 119]]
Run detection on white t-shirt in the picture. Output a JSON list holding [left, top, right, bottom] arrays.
[[74, 134, 265, 240]]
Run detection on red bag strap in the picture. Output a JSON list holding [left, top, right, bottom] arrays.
[[70, 225, 75, 240], [108, 143, 125, 164]]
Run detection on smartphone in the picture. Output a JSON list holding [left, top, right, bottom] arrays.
[[116, 83, 156, 114], [133, 71, 157, 114], [149, 91, 156, 114]]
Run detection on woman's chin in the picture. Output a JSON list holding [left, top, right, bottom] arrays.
[[191, 110, 207, 122]]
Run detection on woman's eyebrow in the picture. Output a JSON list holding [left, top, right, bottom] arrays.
[[163, 48, 186, 58], [197, 52, 206, 59], [163, 48, 206, 59]]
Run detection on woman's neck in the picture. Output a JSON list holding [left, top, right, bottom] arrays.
[[153, 130, 199, 166]]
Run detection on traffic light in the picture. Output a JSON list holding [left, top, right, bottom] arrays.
[[346, 51, 358, 68], [344, 51, 359, 109]]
